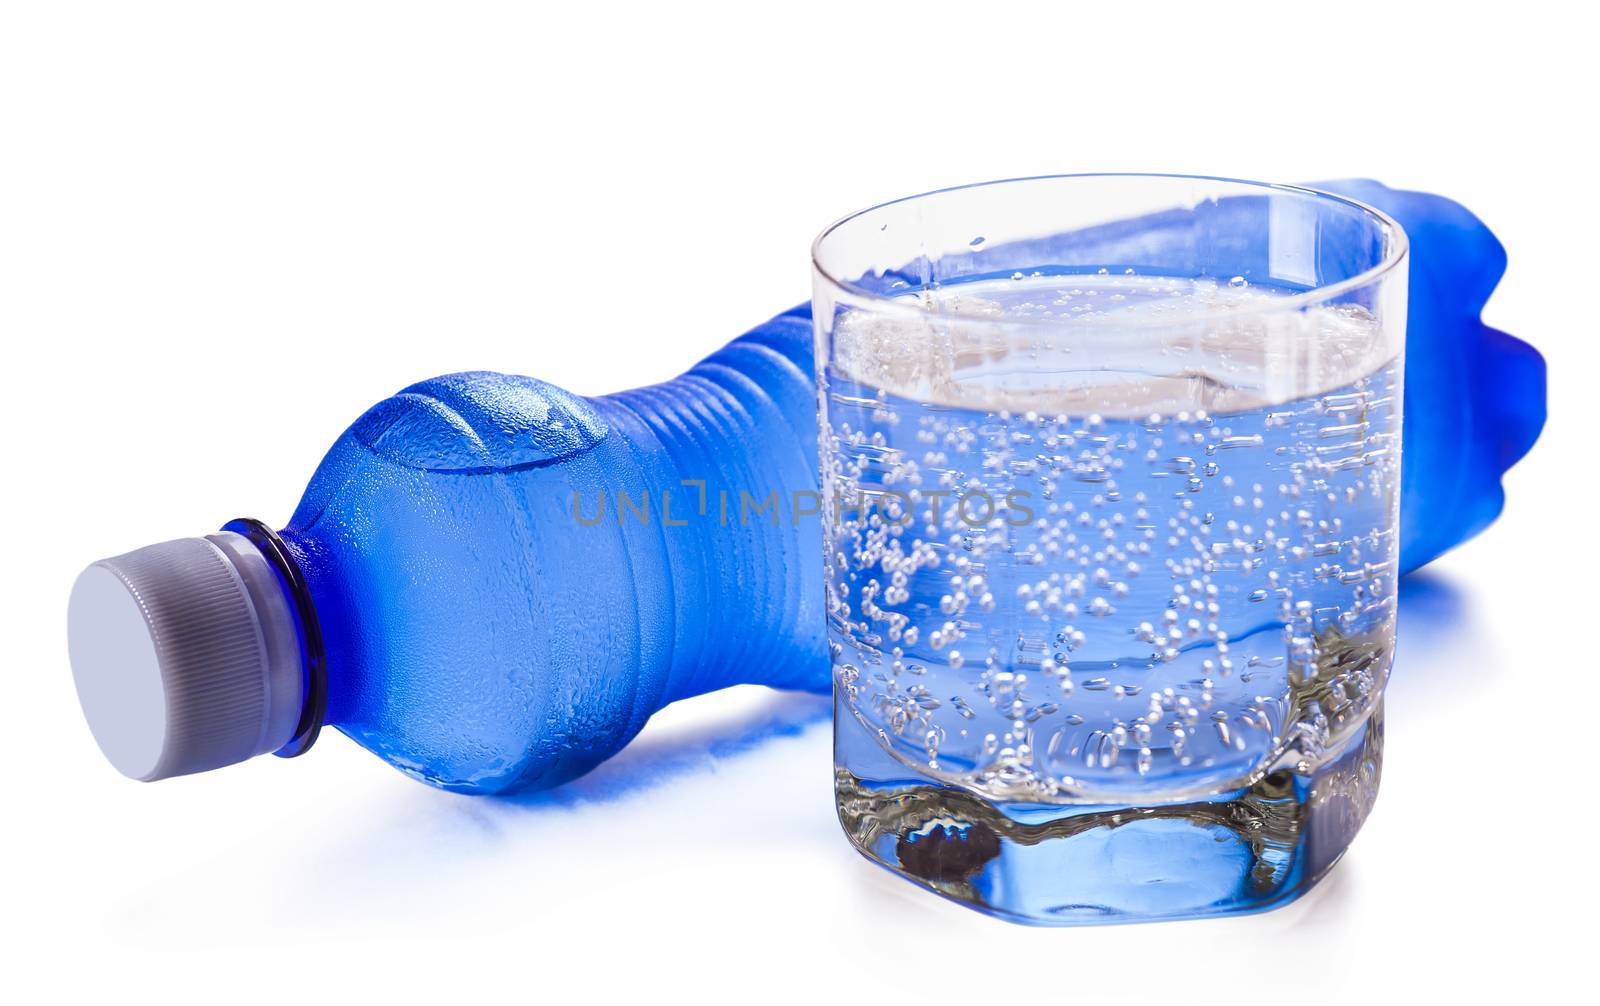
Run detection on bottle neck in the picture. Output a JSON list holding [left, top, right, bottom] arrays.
[[222, 518, 329, 759]]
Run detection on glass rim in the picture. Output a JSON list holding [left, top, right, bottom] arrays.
[[810, 172, 1410, 329]]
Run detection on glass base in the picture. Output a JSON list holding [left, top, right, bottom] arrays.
[[835, 699, 1383, 926]]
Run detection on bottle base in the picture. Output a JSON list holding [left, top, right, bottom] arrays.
[[834, 700, 1383, 926]]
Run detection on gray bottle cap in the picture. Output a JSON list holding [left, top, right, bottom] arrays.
[[67, 532, 305, 781]]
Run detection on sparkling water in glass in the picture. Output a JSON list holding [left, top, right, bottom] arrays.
[[812, 175, 1407, 924]]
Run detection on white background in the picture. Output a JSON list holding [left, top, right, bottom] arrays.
[[2, 1, 1592, 1000]]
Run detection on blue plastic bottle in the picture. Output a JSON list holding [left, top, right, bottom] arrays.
[[64, 183, 1542, 793], [67, 309, 823, 791]]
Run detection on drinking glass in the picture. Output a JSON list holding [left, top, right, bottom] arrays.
[[811, 174, 1407, 924]]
